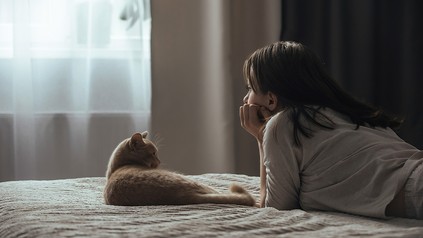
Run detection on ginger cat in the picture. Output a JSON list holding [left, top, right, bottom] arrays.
[[104, 132, 255, 206]]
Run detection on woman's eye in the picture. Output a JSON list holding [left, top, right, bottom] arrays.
[[246, 85, 251, 91]]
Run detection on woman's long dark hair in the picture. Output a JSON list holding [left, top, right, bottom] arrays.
[[243, 41, 403, 146]]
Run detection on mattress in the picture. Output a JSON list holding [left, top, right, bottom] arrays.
[[1, 173, 422, 237]]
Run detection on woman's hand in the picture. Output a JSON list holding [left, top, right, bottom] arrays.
[[239, 104, 272, 142]]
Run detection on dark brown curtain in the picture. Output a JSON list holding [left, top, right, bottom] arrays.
[[281, 0, 423, 148]]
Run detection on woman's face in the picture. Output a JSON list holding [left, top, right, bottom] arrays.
[[243, 76, 280, 114], [243, 67, 268, 106], [243, 85, 269, 107]]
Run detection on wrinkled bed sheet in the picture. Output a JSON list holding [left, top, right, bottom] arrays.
[[1, 173, 422, 237]]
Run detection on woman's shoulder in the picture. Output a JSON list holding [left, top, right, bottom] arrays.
[[266, 110, 290, 130], [263, 110, 293, 143], [264, 107, 362, 142], [265, 107, 336, 129]]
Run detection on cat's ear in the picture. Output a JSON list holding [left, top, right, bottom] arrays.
[[141, 131, 148, 139], [130, 133, 146, 147]]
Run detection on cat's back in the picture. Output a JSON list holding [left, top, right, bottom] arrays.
[[104, 165, 215, 205], [108, 165, 187, 186]]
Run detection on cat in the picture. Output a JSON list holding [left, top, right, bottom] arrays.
[[104, 132, 256, 207]]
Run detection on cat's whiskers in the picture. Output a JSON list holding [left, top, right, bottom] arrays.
[[152, 133, 165, 151]]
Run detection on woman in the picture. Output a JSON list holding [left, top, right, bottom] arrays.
[[239, 41, 423, 219]]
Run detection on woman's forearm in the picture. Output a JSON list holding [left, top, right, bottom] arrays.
[[258, 140, 266, 207], [239, 104, 271, 207]]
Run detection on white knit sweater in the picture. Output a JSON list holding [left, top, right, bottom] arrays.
[[263, 108, 423, 218]]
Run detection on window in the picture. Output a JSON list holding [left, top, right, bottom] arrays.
[[0, 0, 151, 181], [0, 0, 151, 59], [0, 0, 151, 113]]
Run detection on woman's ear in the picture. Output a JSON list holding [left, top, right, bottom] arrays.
[[267, 92, 278, 112]]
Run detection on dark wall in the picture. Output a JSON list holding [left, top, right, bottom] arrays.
[[281, 0, 423, 149]]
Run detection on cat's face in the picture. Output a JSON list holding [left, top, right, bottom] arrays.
[[112, 132, 160, 169]]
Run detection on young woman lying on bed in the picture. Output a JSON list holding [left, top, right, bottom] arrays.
[[239, 41, 423, 220]]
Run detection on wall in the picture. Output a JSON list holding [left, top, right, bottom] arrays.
[[150, 0, 280, 175]]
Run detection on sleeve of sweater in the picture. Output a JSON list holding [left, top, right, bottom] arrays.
[[263, 111, 301, 210]]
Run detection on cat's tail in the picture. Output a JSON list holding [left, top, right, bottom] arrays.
[[229, 184, 249, 194], [229, 184, 256, 206], [197, 183, 255, 206]]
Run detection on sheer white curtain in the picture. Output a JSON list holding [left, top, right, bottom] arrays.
[[0, 0, 151, 181]]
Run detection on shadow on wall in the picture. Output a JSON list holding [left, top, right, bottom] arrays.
[[150, 0, 281, 176]]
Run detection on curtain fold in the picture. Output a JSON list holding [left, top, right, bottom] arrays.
[[0, 0, 151, 181], [12, 0, 36, 179], [280, 0, 423, 149]]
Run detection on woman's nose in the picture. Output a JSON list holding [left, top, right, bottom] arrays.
[[243, 94, 248, 104]]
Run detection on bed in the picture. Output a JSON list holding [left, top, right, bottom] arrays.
[[1, 173, 422, 237]]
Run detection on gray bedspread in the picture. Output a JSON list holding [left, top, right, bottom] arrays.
[[1, 173, 422, 237]]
